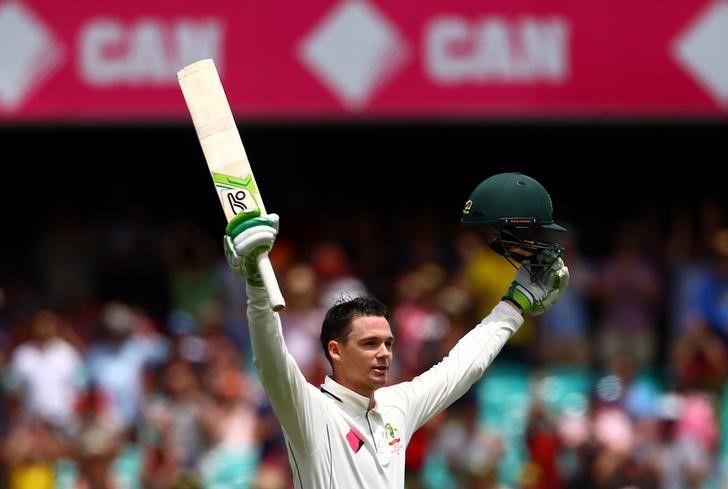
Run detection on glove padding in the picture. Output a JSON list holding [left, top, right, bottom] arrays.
[[503, 249, 569, 316], [224, 212, 279, 287]]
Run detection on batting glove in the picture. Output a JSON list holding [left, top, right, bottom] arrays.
[[503, 249, 570, 316], [224, 210, 279, 287]]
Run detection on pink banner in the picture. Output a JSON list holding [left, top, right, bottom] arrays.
[[0, 0, 726, 120]]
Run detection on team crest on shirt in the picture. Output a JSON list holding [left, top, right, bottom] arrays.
[[385, 423, 401, 448]]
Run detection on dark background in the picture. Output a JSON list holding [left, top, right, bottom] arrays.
[[3, 120, 725, 261]]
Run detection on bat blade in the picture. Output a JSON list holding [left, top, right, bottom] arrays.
[[177, 59, 285, 311], [177, 59, 263, 220]]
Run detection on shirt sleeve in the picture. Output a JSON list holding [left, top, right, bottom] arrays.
[[385, 301, 523, 437], [246, 284, 326, 454]]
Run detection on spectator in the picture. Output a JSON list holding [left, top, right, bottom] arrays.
[[688, 228, 728, 347], [1, 417, 69, 489], [278, 263, 327, 383], [198, 339, 264, 489], [593, 226, 662, 371], [6, 309, 85, 431], [423, 392, 509, 489], [71, 384, 128, 489], [648, 393, 711, 489], [538, 228, 595, 368], [86, 301, 169, 428], [141, 358, 209, 488]]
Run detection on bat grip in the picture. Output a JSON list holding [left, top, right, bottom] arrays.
[[257, 253, 286, 311]]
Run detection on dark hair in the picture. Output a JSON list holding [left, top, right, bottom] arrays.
[[320, 296, 389, 365]]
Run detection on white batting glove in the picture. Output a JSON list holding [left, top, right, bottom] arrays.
[[224, 212, 279, 287], [503, 249, 570, 316]]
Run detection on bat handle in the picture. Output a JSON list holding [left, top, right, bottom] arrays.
[[257, 253, 286, 311]]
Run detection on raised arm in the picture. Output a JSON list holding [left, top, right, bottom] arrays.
[[389, 255, 569, 436], [225, 212, 326, 453]]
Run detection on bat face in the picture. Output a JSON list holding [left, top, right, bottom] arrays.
[[177, 59, 266, 223]]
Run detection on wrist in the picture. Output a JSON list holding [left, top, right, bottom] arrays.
[[503, 282, 532, 315], [502, 297, 524, 315]]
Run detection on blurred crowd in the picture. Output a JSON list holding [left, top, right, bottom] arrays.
[[1, 196, 727, 489]]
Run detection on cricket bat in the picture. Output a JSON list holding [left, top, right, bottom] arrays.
[[177, 58, 285, 311]]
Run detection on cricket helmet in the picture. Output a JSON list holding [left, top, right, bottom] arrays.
[[461, 172, 566, 277]]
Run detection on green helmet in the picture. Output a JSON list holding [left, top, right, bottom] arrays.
[[461, 172, 566, 276]]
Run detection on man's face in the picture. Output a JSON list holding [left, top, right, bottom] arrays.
[[330, 315, 393, 399], [32, 310, 59, 342]]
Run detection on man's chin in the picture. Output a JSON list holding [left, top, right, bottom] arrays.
[[370, 372, 389, 387]]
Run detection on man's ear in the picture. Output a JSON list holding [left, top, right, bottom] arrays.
[[328, 340, 341, 362]]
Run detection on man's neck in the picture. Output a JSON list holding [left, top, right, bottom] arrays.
[[328, 375, 376, 409]]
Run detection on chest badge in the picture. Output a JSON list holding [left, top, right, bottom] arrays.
[[385, 423, 401, 446]]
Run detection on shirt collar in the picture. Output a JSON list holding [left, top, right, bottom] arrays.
[[321, 376, 371, 411]]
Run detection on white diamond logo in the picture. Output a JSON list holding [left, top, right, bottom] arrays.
[[298, 1, 410, 110], [673, 0, 728, 106], [0, 2, 64, 112]]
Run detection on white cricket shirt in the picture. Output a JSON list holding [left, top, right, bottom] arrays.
[[246, 285, 523, 489]]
